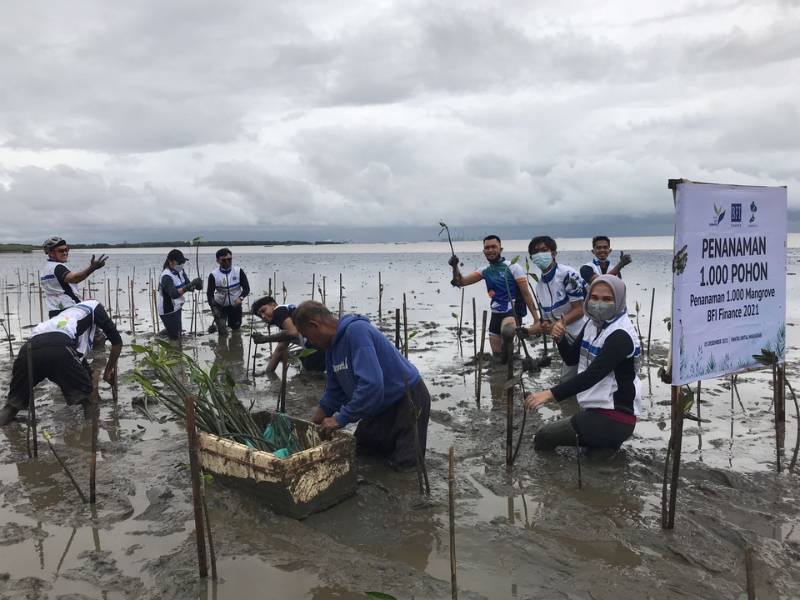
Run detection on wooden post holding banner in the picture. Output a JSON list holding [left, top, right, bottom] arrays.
[[663, 178, 788, 528], [184, 395, 209, 578]]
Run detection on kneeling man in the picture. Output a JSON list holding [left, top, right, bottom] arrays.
[[292, 301, 430, 470]]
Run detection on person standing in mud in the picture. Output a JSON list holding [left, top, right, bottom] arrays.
[[523, 275, 641, 451], [249, 296, 326, 373], [157, 249, 202, 340], [0, 300, 122, 425], [449, 235, 538, 363], [292, 301, 430, 470], [520, 235, 586, 383], [206, 247, 251, 336], [41, 236, 108, 318], [580, 236, 632, 285]]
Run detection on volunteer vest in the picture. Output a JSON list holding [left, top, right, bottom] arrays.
[[157, 268, 190, 316], [576, 314, 642, 415], [535, 263, 586, 337], [41, 260, 80, 313], [31, 301, 98, 357], [583, 259, 619, 279], [211, 266, 243, 307]]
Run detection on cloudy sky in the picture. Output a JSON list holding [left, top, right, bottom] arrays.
[[1, 0, 798, 243]]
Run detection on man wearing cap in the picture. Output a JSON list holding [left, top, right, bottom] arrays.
[[0, 300, 122, 425], [157, 249, 202, 340], [206, 248, 250, 336], [41, 236, 107, 318]]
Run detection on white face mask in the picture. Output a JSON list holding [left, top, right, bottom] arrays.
[[531, 251, 553, 271], [174, 264, 184, 273]]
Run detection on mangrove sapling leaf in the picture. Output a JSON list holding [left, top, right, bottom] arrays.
[[408, 330, 419, 340], [511, 255, 520, 264], [296, 347, 317, 360], [131, 344, 149, 354], [528, 272, 539, 283], [451, 312, 458, 319]]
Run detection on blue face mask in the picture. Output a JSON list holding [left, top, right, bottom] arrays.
[[531, 251, 553, 271]]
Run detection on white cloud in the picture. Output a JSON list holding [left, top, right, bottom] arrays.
[[0, 0, 797, 242]]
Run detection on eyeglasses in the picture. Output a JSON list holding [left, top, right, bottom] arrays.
[[56, 248, 70, 254]]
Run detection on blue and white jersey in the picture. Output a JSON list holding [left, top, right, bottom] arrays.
[[476, 259, 527, 316], [534, 263, 586, 336], [41, 259, 81, 313]]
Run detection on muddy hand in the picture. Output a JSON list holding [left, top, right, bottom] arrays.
[[524, 390, 554, 410], [90, 254, 108, 271], [619, 250, 632, 267], [551, 317, 566, 341]]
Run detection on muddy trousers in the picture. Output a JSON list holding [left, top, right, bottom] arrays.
[[354, 379, 431, 469], [212, 304, 243, 331], [160, 310, 183, 339], [6, 334, 92, 410], [534, 410, 634, 451]]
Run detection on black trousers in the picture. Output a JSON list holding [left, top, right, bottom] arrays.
[[533, 409, 634, 451], [215, 304, 243, 330], [160, 310, 183, 339], [7, 333, 92, 409], [354, 379, 431, 468]]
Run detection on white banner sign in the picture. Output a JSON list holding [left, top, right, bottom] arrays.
[[671, 181, 787, 385]]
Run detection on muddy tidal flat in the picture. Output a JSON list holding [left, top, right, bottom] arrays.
[[1, 240, 799, 599]]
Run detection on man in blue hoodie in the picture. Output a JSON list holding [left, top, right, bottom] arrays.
[[292, 301, 430, 470]]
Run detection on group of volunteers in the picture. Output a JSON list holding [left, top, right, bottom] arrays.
[[2, 232, 639, 469]]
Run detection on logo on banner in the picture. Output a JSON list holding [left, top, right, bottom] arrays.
[[710, 203, 726, 226], [731, 203, 742, 223], [749, 201, 758, 224]]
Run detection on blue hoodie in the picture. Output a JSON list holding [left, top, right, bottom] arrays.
[[320, 314, 421, 427]]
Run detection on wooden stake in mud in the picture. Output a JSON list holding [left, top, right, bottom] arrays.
[[575, 433, 582, 489], [395, 308, 401, 349], [696, 380, 702, 450], [744, 546, 756, 600], [646, 287, 655, 359], [404, 376, 430, 495], [448, 446, 458, 600], [3, 295, 13, 359], [338, 273, 344, 318], [311, 273, 316, 301], [402, 293, 408, 358], [89, 370, 100, 504], [475, 310, 487, 403], [322, 275, 327, 306], [200, 474, 218, 580], [184, 395, 209, 578], [26, 346, 38, 458], [37, 271, 43, 322], [42, 431, 87, 503], [662, 385, 685, 529], [471, 297, 477, 360], [278, 358, 289, 413], [505, 346, 514, 467], [378, 271, 383, 323], [776, 364, 786, 469], [457, 288, 464, 340]]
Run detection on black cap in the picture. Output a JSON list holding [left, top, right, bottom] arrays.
[[167, 249, 187, 264]]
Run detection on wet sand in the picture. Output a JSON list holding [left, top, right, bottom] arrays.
[[0, 245, 798, 599]]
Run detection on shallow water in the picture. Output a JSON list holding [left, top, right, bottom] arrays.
[[0, 240, 799, 599]]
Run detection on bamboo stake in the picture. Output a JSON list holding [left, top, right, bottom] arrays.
[[4, 296, 13, 359], [43, 431, 87, 503], [278, 357, 289, 413], [664, 385, 684, 529], [322, 275, 327, 306], [457, 288, 464, 339], [311, 273, 316, 301], [395, 308, 401, 350], [505, 346, 514, 467], [89, 369, 100, 504], [402, 293, 408, 358], [745, 546, 756, 600], [338, 273, 343, 318], [184, 395, 209, 578], [646, 287, 655, 358], [27, 345, 38, 458], [378, 272, 382, 323], [472, 297, 477, 360], [448, 446, 458, 600], [200, 473, 218, 580], [575, 433, 582, 489], [37, 271, 43, 322], [476, 310, 487, 403]]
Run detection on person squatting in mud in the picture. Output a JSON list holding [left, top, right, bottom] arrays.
[[40, 236, 108, 318], [206, 247, 251, 336], [249, 296, 326, 373], [292, 301, 431, 470], [523, 275, 642, 451], [0, 300, 123, 425], [449, 235, 538, 363]]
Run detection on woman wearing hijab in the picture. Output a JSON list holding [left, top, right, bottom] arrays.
[[524, 274, 642, 451], [157, 249, 202, 340]]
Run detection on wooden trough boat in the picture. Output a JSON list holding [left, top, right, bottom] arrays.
[[197, 410, 357, 519]]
